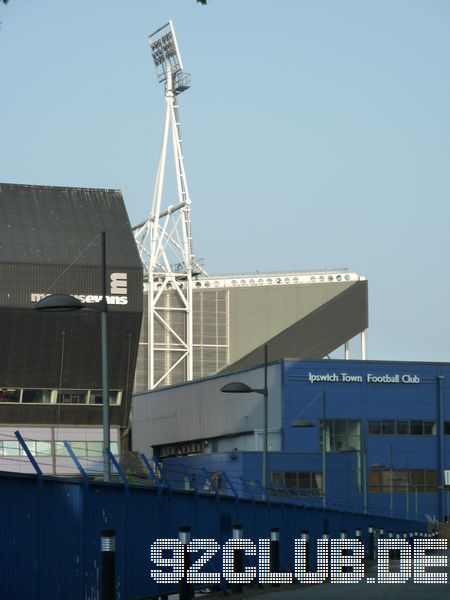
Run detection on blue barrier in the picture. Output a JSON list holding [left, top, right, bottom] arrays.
[[0, 467, 427, 600]]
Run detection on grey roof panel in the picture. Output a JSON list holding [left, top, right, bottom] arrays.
[[221, 280, 368, 373], [0, 183, 141, 267]]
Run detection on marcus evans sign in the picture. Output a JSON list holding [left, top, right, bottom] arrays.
[[31, 273, 128, 306], [308, 372, 420, 384]]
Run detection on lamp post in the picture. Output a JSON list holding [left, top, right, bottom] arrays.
[[221, 345, 268, 498], [412, 485, 419, 519], [35, 231, 111, 482], [438, 486, 449, 521], [291, 390, 325, 506], [370, 462, 389, 515]]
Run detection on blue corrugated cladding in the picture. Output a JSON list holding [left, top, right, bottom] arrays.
[[0, 471, 425, 599]]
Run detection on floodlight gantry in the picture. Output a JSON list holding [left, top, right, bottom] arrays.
[[133, 21, 205, 390]]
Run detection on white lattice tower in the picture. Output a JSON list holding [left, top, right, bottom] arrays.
[[133, 21, 205, 389]]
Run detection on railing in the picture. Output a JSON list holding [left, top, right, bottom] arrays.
[[0, 430, 431, 600]]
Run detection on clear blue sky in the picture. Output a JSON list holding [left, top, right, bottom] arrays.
[[1, 1, 449, 362]]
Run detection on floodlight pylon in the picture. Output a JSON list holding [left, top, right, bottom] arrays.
[[133, 21, 205, 390]]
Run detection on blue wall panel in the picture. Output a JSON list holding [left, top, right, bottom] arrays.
[[0, 470, 427, 599]]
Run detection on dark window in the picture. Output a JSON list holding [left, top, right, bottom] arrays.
[[396, 421, 409, 435], [410, 421, 423, 435], [0, 388, 20, 403], [271, 471, 322, 497], [381, 420, 395, 435], [445, 422, 450, 435], [369, 421, 381, 434], [23, 389, 52, 403], [423, 422, 435, 435], [91, 391, 118, 405], [369, 420, 435, 436]]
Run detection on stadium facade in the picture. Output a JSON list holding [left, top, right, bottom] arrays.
[[134, 271, 368, 391], [0, 183, 142, 474], [132, 358, 450, 521], [0, 182, 369, 475]]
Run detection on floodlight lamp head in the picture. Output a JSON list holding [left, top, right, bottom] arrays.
[[149, 21, 191, 94]]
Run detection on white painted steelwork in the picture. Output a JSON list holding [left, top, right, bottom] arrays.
[[134, 22, 205, 389]]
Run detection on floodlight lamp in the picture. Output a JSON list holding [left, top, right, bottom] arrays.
[[148, 21, 191, 94]]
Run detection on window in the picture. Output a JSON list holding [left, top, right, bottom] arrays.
[[35, 442, 51, 456], [368, 420, 436, 436], [271, 471, 323, 497], [368, 421, 381, 434], [321, 420, 360, 452], [86, 441, 103, 457], [423, 422, 435, 435], [0, 389, 20, 403], [369, 468, 438, 493], [57, 391, 87, 404], [381, 420, 395, 435], [55, 443, 69, 456], [22, 389, 52, 403], [71, 442, 87, 457], [1, 441, 20, 456], [410, 421, 423, 435], [396, 421, 409, 435], [90, 391, 119, 405]]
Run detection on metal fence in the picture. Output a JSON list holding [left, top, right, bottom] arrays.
[[0, 436, 427, 599]]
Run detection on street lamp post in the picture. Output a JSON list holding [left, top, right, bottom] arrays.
[[221, 345, 269, 498], [35, 231, 111, 482], [322, 392, 327, 509], [414, 485, 419, 519], [291, 391, 325, 506], [438, 486, 450, 521]]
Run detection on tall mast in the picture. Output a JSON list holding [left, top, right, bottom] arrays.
[[133, 21, 205, 389]]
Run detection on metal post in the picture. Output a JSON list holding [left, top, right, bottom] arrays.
[[393, 533, 401, 560], [101, 529, 116, 600], [438, 376, 445, 521], [101, 232, 111, 483], [340, 530, 351, 573], [270, 528, 280, 588], [322, 391, 327, 509], [406, 480, 409, 518], [361, 422, 367, 514], [179, 526, 191, 600], [232, 525, 244, 593], [368, 526, 375, 560], [301, 531, 309, 571], [263, 344, 268, 500], [360, 330, 366, 360], [390, 444, 394, 517]]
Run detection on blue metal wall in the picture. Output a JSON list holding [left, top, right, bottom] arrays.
[[162, 359, 449, 521], [0, 470, 426, 599], [283, 359, 450, 520]]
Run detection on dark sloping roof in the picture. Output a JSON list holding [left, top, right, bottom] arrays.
[[220, 280, 368, 373], [0, 183, 140, 268]]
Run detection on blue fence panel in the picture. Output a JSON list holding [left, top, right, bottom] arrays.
[[0, 470, 428, 599]]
